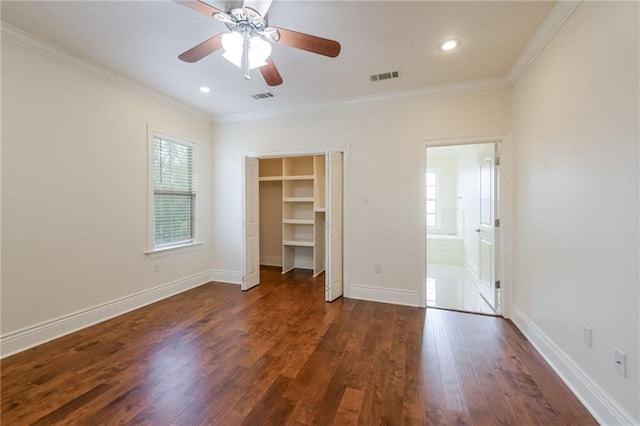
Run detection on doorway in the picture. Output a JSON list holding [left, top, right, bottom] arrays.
[[424, 142, 501, 315], [243, 150, 346, 302]]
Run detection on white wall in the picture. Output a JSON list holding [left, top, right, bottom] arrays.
[[1, 39, 214, 351], [511, 2, 639, 423], [212, 88, 511, 304]]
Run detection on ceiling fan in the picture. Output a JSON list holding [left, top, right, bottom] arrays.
[[175, 0, 341, 86]]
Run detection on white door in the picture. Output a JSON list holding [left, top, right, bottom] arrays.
[[325, 150, 343, 301], [477, 145, 498, 310], [243, 156, 260, 290]]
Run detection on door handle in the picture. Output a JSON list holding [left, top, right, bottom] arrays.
[[475, 228, 481, 233]]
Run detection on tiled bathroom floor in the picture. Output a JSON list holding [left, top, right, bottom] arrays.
[[426, 263, 497, 315]]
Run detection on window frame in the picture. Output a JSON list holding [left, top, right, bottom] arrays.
[[426, 167, 441, 230], [146, 125, 201, 256]]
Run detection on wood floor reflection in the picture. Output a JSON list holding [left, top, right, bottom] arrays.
[[1, 266, 596, 425]]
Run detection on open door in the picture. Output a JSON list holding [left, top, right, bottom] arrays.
[[243, 156, 260, 290], [325, 150, 344, 301], [477, 144, 498, 310]]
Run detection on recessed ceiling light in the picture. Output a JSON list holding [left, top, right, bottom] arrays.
[[199, 86, 211, 93], [440, 39, 460, 51]]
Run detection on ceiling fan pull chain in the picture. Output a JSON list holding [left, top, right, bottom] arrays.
[[242, 35, 251, 80]]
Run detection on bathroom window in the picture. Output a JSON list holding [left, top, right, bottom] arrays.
[[426, 170, 439, 228]]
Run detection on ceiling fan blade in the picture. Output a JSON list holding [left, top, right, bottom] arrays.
[[259, 27, 279, 41], [242, 0, 274, 17], [273, 27, 341, 58], [173, 0, 223, 17], [178, 33, 225, 63], [260, 57, 283, 87], [213, 11, 234, 24]]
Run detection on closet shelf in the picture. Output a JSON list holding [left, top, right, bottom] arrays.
[[283, 219, 314, 225], [259, 176, 283, 181], [283, 175, 314, 181], [283, 239, 314, 247], [314, 207, 326, 213], [283, 197, 314, 203]]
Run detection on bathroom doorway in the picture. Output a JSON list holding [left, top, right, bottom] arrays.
[[425, 142, 501, 315]]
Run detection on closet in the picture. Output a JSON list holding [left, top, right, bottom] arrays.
[[258, 155, 326, 276]]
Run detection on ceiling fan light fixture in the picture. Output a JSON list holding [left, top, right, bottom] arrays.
[[175, 1, 341, 86], [221, 32, 272, 70], [440, 39, 460, 51]]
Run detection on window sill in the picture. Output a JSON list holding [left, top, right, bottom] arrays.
[[145, 241, 203, 258]]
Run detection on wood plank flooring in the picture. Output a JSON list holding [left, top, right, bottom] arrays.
[[1, 267, 597, 425]]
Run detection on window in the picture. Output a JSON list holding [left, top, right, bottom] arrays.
[[426, 170, 438, 228], [152, 134, 196, 249]]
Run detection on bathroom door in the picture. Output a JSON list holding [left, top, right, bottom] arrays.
[[477, 144, 498, 310]]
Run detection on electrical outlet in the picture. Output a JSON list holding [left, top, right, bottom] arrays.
[[374, 264, 382, 274], [614, 348, 627, 378], [582, 325, 592, 347]]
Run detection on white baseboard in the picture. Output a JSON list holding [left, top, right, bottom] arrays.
[[260, 255, 282, 267], [294, 259, 313, 270], [511, 305, 637, 426], [0, 270, 214, 358], [210, 269, 243, 285], [349, 283, 420, 307]]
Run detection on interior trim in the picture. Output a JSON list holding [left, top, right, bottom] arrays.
[[0, 270, 214, 358], [508, 1, 582, 83], [511, 305, 637, 426], [1, 0, 580, 125], [0, 22, 210, 121], [211, 270, 243, 285], [349, 283, 421, 307], [217, 77, 511, 123]]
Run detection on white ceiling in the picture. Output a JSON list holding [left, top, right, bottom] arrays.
[[1, 1, 556, 119]]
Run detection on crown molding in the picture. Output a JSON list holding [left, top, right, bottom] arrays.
[[2, 0, 581, 126], [214, 76, 512, 123], [214, 2, 582, 123], [508, 0, 582, 84], [0, 22, 211, 122]]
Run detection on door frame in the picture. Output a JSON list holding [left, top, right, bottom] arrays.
[[418, 135, 513, 318], [242, 147, 350, 298]]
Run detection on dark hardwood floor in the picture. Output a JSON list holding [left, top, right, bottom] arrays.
[[1, 266, 596, 425]]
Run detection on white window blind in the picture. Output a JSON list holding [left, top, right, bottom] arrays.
[[153, 135, 196, 248]]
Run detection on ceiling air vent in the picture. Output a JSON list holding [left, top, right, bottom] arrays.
[[370, 71, 400, 82], [251, 92, 276, 100]]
